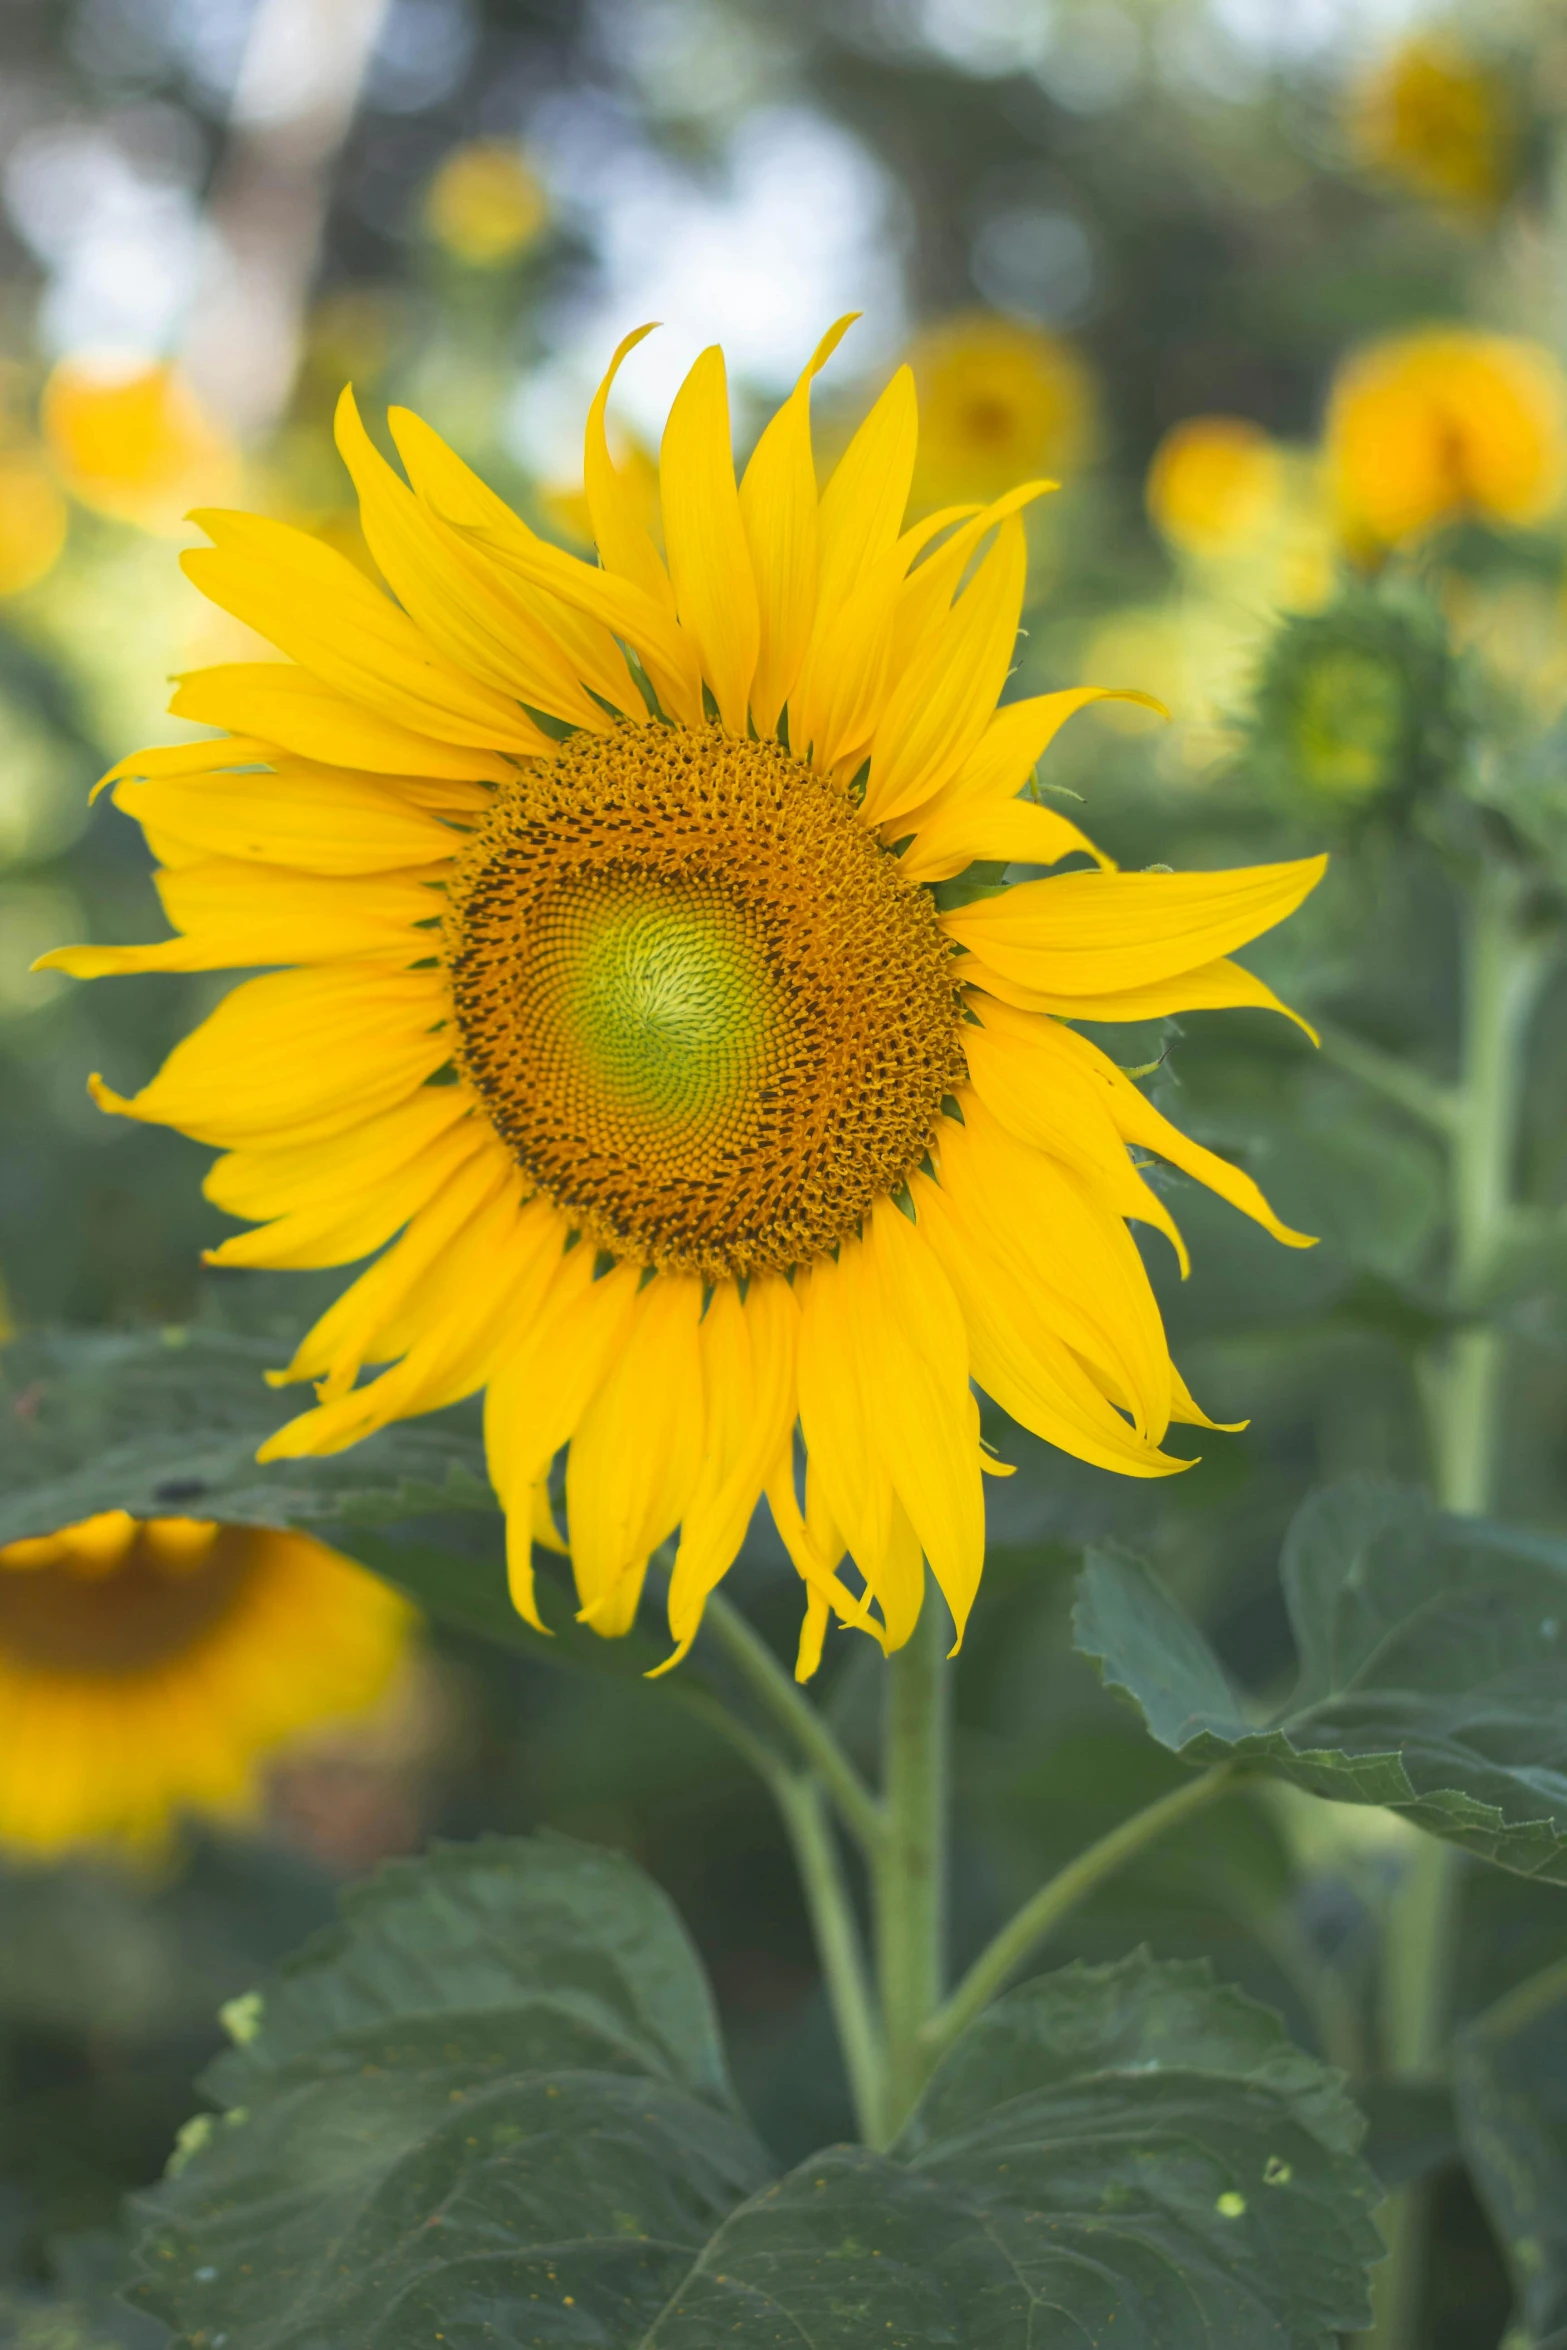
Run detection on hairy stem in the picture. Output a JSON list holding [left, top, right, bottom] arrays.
[[875, 1593, 950, 2142], [920, 1764, 1237, 2067]]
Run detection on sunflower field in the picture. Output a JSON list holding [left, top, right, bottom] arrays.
[[5, 1, 1567, 2344]]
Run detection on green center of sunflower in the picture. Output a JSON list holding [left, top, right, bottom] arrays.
[[445, 725, 965, 1281]]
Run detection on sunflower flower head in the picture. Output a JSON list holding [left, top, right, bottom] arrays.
[[0, 1512, 410, 1854], [44, 317, 1324, 1679], [1146, 417, 1286, 559], [1348, 34, 1516, 218], [906, 311, 1095, 513], [424, 140, 550, 269], [1327, 327, 1567, 559]]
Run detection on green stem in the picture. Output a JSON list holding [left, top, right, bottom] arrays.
[[1363, 862, 1552, 2350], [875, 1591, 950, 2143], [1315, 1019, 1460, 1138], [920, 1764, 1236, 2067], [769, 1770, 887, 2145], [702, 1591, 885, 1853]]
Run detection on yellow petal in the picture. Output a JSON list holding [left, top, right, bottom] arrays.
[[89, 734, 277, 806], [886, 479, 1051, 683], [169, 665, 513, 783], [790, 504, 964, 772], [390, 406, 701, 727], [585, 323, 674, 609], [859, 1197, 985, 1649], [990, 1004, 1315, 1250], [739, 315, 857, 736], [203, 1097, 481, 1271], [335, 388, 611, 731], [659, 345, 760, 736], [568, 1275, 706, 1636], [960, 949, 1320, 1037], [815, 364, 917, 622], [914, 1171, 1190, 1480], [113, 759, 463, 875], [662, 1275, 799, 1663], [183, 509, 551, 755], [943, 855, 1328, 998], [864, 513, 1028, 826], [796, 1252, 894, 1606], [88, 961, 448, 1148], [42, 859, 443, 977], [898, 796, 1106, 884]]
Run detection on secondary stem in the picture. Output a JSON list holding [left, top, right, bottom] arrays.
[[921, 1763, 1236, 2066], [702, 1590, 884, 1852], [1365, 861, 1551, 2350], [769, 1769, 887, 2145], [875, 1589, 950, 2143]]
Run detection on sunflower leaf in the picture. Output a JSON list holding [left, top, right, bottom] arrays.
[[131, 1838, 1380, 2347], [1454, 1958, 1567, 2348], [1075, 1479, 1567, 1878]]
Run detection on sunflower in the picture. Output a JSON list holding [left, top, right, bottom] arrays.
[[906, 312, 1095, 513], [0, 1512, 411, 1854], [1347, 34, 1515, 218], [44, 319, 1322, 1678]]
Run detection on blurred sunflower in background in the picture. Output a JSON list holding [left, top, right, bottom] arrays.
[[46, 318, 1321, 1679], [424, 140, 551, 269], [1327, 326, 1567, 558], [0, 1513, 411, 1855], [906, 311, 1095, 512], [1348, 32, 1517, 217], [40, 357, 238, 537]]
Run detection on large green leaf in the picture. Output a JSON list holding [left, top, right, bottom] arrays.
[[0, 1327, 669, 1675], [1455, 1958, 1567, 2350], [1075, 1481, 1567, 1879], [132, 1837, 1381, 2348]]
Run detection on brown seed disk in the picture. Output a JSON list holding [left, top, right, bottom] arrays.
[[444, 724, 966, 1280]]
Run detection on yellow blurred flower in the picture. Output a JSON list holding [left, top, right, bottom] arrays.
[[0, 1512, 412, 1855], [1147, 417, 1285, 556], [41, 356, 239, 536], [0, 444, 68, 595], [425, 141, 550, 267], [907, 311, 1094, 511], [1349, 34, 1515, 217], [1327, 328, 1567, 556]]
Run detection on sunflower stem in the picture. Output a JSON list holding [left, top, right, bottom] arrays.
[[1359, 860, 1554, 2350], [701, 1591, 884, 1852], [874, 1589, 950, 2143], [918, 1762, 1237, 2069], [768, 1768, 887, 2146]]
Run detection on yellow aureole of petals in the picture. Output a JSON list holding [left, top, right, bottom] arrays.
[[532, 1480, 569, 1555], [585, 323, 674, 610], [960, 1007, 1189, 1273], [739, 315, 857, 737], [857, 1197, 985, 1650], [659, 346, 761, 737], [983, 1002, 1314, 1251], [658, 1276, 800, 1669], [790, 505, 968, 774], [484, 1259, 641, 1631], [40, 860, 445, 977], [88, 961, 448, 1149], [568, 1275, 706, 1639], [184, 510, 552, 757], [815, 365, 918, 623], [938, 1093, 1173, 1443], [269, 1137, 508, 1392], [762, 1454, 881, 1672], [88, 735, 276, 807], [203, 1097, 480, 1272], [389, 405, 700, 727], [169, 665, 514, 784], [897, 687, 1152, 878], [960, 949, 1319, 1038], [944, 855, 1328, 1001], [261, 1180, 559, 1459], [884, 478, 1050, 687], [111, 759, 463, 876], [797, 1249, 925, 1652], [334, 389, 610, 733], [864, 512, 1030, 827], [913, 1171, 1189, 1480]]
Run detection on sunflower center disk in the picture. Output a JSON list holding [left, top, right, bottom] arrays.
[[0, 1522, 253, 1674], [446, 727, 966, 1280]]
